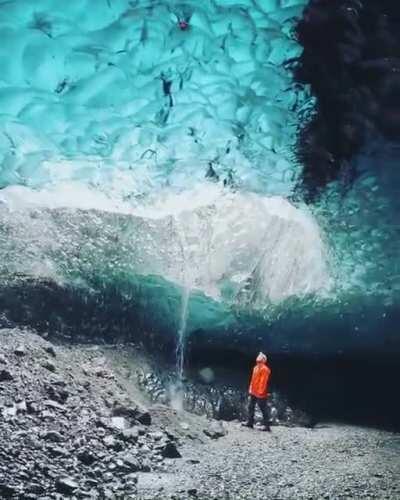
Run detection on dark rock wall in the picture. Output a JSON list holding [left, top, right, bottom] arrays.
[[295, 0, 400, 195]]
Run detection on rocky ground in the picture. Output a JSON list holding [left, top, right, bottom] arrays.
[[0, 328, 399, 499]]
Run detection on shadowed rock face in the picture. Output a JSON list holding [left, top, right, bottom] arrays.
[[295, 0, 400, 195]]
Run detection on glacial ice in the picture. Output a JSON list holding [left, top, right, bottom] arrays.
[[0, 0, 398, 355], [0, 0, 308, 197], [0, 183, 329, 305]]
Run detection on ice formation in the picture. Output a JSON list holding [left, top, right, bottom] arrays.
[[0, 184, 329, 305], [0, 0, 398, 355], [0, 0, 308, 197], [0, 0, 325, 305]]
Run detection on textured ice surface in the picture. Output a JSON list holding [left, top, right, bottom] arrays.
[[0, 1, 398, 354], [0, 184, 329, 304], [317, 143, 400, 305], [0, 0, 308, 197], [0, 0, 324, 309]]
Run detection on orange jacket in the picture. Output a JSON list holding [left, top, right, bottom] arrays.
[[249, 361, 271, 399]]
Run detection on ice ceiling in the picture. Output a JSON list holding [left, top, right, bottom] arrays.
[[0, 0, 398, 355], [0, 0, 308, 196]]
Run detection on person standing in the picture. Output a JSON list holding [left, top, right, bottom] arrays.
[[242, 352, 271, 431]]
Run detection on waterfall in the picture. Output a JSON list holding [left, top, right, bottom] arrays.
[[176, 284, 190, 381], [169, 216, 193, 410]]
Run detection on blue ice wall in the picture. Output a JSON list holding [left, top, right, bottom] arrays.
[[0, 0, 398, 356], [0, 0, 308, 197]]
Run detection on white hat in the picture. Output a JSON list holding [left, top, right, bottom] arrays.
[[256, 352, 267, 363]]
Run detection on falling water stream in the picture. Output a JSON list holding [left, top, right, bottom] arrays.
[[176, 284, 191, 382], [169, 216, 192, 410]]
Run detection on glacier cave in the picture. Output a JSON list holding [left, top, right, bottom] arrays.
[[0, 0, 399, 429]]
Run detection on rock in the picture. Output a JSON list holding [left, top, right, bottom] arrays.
[[43, 399, 65, 410], [103, 435, 123, 451], [150, 431, 164, 441], [125, 473, 138, 485], [42, 361, 56, 373], [165, 428, 178, 441], [112, 404, 151, 426], [180, 422, 190, 431], [95, 368, 107, 378], [55, 477, 79, 495], [122, 454, 141, 472], [16, 400, 27, 413], [26, 401, 39, 414], [2, 405, 17, 417], [85, 479, 99, 488], [95, 417, 109, 429], [46, 445, 68, 457], [25, 483, 46, 495], [102, 472, 114, 483], [111, 416, 127, 431], [137, 409, 151, 426], [41, 431, 64, 443], [0, 483, 16, 498], [161, 442, 181, 459], [44, 345, 57, 357], [203, 421, 226, 440], [103, 435, 115, 448], [77, 450, 96, 466], [0, 354, 7, 364], [0, 369, 13, 382], [14, 345, 26, 357], [45, 384, 69, 403], [120, 427, 139, 443], [41, 410, 54, 419]]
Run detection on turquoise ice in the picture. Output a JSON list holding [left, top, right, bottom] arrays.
[[0, 0, 398, 355], [0, 0, 308, 196]]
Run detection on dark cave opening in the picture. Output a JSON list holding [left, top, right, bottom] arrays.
[[1, 275, 399, 430], [188, 345, 400, 431]]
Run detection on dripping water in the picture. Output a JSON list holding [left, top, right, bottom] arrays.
[[176, 283, 190, 382], [169, 215, 191, 411]]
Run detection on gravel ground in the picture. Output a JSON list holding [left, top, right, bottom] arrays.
[[1, 328, 399, 500], [138, 419, 400, 500]]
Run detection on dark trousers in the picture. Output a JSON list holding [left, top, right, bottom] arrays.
[[247, 395, 269, 427]]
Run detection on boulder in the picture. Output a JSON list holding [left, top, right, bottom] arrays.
[[77, 450, 96, 466], [0, 483, 17, 498], [161, 441, 181, 459], [203, 421, 227, 440], [119, 427, 139, 443], [14, 346, 26, 357], [0, 369, 13, 382], [55, 477, 79, 495], [42, 361, 56, 373], [44, 345, 57, 357], [112, 404, 152, 426], [121, 454, 141, 472], [41, 431, 64, 443], [110, 416, 127, 431]]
